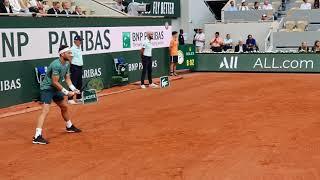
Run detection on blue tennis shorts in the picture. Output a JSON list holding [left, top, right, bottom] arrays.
[[40, 89, 65, 104]]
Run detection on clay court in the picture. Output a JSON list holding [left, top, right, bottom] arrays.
[[1, 73, 320, 180]]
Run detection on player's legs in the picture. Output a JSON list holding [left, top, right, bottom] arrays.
[[55, 100, 70, 122], [55, 98, 82, 133], [33, 90, 53, 144], [36, 104, 50, 129]]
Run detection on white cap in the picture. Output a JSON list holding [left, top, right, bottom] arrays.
[[241, 0, 246, 2]]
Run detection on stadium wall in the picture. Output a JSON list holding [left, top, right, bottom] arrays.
[[0, 16, 171, 108]]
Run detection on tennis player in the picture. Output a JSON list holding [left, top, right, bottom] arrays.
[[33, 45, 82, 145]]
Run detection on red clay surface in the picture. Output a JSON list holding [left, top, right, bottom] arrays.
[[1, 73, 320, 180]]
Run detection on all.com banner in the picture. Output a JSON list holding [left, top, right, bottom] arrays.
[[0, 26, 172, 62], [196, 53, 320, 72]]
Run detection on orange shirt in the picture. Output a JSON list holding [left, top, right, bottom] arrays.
[[169, 38, 179, 56], [210, 37, 223, 47]]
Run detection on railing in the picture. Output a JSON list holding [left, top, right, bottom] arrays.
[[264, 29, 273, 52], [0, 13, 164, 18], [90, 0, 128, 16]]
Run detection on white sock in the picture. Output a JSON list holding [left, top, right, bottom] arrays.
[[35, 128, 42, 138], [66, 120, 73, 128]]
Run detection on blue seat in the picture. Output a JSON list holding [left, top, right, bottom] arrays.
[[35, 66, 47, 84]]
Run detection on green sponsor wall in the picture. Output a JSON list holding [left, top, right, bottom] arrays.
[[196, 53, 320, 72], [0, 16, 170, 108]]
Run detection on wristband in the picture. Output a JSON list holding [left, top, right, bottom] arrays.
[[61, 88, 69, 96], [69, 84, 77, 91]]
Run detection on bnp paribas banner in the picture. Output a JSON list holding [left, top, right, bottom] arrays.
[[0, 26, 172, 62], [196, 53, 320, 72]]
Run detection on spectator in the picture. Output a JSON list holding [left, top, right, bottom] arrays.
[[19, 0, 31, 12], [300, 0, 311, 9], [235, 40, 247, 53], [298, 42, 309, 52], [223, 34, 233, 51], [127, 1, 139, 16], [314, 0, 319, 9], [179, 29, 185, 45], [194, 29, 205, 53], [47, 1, 60, 15], [122, 0, 129, 13], [42, 0, 50, 12], [262, 0, 273, 10], [227, 1, 238, 11], [61, 1, 71, 15], [193, 29, 198, 45], [72, 6, 82, 15], [261, 14, 269, 21], [9, 0, 27, 13], [36, 0, 44, 14], [114, 0, 125, 12], [252, 1, 262, 10], [246, 34, 258, 51], [312, 40, 320, 53], [210, 32, 224, 52], [0, 0, 13, 13], [239, 0, 249, 11]]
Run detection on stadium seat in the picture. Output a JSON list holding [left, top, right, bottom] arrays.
[[285, 21, 296, 31], [296, 20, 308, 31], [35, 66, 47, 84]]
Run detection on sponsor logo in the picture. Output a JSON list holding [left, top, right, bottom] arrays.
[[0, 26, 171, 63], [220, 56, 238, 69], [128, 60, 158, 72], [160, 76, 170, 88], [177, 50, 184, 64], [82, 68, 102, 79], [82, 89, 98, 104], [152, 2, 175, 15], [253, 58, 314, 69], [122, 32, 131, 48], [0, 78, 21, 92]]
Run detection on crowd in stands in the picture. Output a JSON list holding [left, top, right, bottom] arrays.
[[227, 0, 273, 11], [226, 0, 274, 20], [193, 29, 259, 53], [298, 40, 320, 53], [113, 0, 128, 13], [0, 0, 84, 15]]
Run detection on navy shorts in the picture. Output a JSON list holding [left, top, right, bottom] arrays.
[[40, 89, 65, 104], [170, 56, 178, 63]]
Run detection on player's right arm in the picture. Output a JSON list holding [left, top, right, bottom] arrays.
[[52, 75, 74, 97], [51, 65, 74, 97], [51, 75, 64, 91]]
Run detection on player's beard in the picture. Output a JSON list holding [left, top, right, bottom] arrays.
[[63, 57, 71, 62]]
